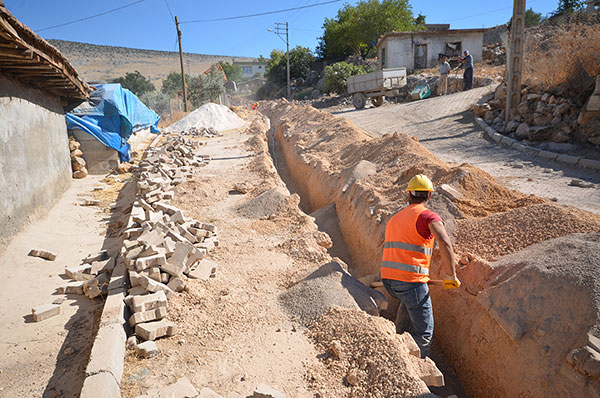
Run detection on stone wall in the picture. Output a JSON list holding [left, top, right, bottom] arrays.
[[0, 74, 72, 251]]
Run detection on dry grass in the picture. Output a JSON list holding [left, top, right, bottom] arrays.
[[524, 22, 600, 94]]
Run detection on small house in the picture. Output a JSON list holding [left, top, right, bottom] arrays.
[[0, 5, 90, 249], [377, 27, 486, 71], [233, 61, 267, 79]]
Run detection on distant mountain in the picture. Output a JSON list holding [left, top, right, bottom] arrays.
[[48, 39, 255, 88]]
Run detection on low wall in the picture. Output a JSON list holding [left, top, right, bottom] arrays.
[[0, 74, 72, 251]]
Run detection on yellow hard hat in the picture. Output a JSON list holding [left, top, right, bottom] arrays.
[[406, 174, 434, 192]]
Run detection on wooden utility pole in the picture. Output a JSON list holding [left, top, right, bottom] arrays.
[[505, 0, 526, 120], [175, 16, 188, 112], [286, 22, 290, 100]]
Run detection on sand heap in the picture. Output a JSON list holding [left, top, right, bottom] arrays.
[[166, 103, 246, 133]]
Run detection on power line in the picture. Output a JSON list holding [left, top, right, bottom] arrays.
[[164, 0, 175, 23], [36, 0, 145, 32], [180, 0, 341, 24], [443, 0, 539, 23]]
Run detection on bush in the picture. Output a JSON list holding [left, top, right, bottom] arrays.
[[140, 92, 170, 117], [113, 71, 155, 97], [188, 65, 226, 108], [324, 62, 368, 94]]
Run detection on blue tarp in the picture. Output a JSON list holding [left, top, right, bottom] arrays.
[[66, 84, 160, 162]]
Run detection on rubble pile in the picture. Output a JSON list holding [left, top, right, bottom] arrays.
[[118, 135, 220, 358], [174, 126, 219, 137], [482, 43, 506, 66], [69, 136, 88, 179], [473, 74, 600, 145]]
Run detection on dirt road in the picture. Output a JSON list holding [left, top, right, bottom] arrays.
[[337, 87, 600, 215]]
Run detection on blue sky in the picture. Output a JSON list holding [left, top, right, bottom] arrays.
[[6, 0, 560, 58]]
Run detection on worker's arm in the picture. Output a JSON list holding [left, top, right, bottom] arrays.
[[428, 221, 457, 277]]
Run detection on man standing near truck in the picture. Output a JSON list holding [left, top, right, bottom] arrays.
[[381, 174, 460, 358], [459, 49, 474, 91]]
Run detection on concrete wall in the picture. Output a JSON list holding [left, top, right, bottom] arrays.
[[379, 32, 484, 71], [0, 74, 72, 251], [235, 63, 267, 78]]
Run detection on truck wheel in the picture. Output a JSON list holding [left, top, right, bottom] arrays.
[[352, 93, 367, 109], [372, 96, 384, 107]]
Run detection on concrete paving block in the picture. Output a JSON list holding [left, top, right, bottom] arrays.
[[100, 290, 127, 327], [579, 158, 600, 170], [32, 303, 61, 322], [185, 248, 206, 271], [556, 154, 581, 165], [170, 210, 186, 224], [129, 307, 167, 327], [500, 136, 516, 147], [437, 184, 465, 202], [189, 227, 211, 239], [136, 341, 159, 358], [252, 384, 286, 398], [397, 332, 421, 358], [64, 281, 85, 295], [155, 201, 179, 215], [86, 323, 126, 384], [511, 143, 527, 152], [131, 290, 168, 313], [122, 227, 143, 239], [199, 222, 217, 233], [135, 254, 167, 272], [91, 258, 116, 275], [188, 259, 218, 280], [79, 372, 121, 398], [418, 357, 445, 387], [137, 229, 165, 249], [129, 270, 143, 287], [82, 250, 110, 264], [135, 319, 177, 341], [167, 277, 186, 293], [139, 275, 174, 297], [536, 150, 558, 160], [28, 249, 57, 261], [521, 146, 540, 156], [65, 264, 92, 279], [177, 224, 197, 243], [127, 285, 148, 297], [83, 273, 110, 299], [162, 237, 177, 255]]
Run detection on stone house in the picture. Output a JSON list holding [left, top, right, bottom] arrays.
[[0, 5, 90, 249], [376, 27, 486, 71]]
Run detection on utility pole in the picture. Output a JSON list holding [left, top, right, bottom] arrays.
[[505, 0, 525, 121], [268, 22, 291, 100], [175, 16, 188, 112]]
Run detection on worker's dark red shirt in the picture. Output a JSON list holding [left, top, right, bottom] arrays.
[[416, 209, 442, 239]]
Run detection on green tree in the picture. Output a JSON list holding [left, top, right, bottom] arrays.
[[552, 0, 585, 16], [161, 72, 191, 98], [140, 92, 170, 117], [218, 61, 243, 82], [266, 46, 315, 86], [324, 61, 368, 94], [188, 65, 226, 108], [317, 0, 421, 60], [524, 8, 544, 27], [112, 70, 155, 96]]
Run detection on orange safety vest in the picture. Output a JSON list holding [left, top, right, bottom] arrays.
[[381, 203, 434, 283]]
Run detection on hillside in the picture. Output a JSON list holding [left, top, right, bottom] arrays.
[[48, 39, 256, 89]]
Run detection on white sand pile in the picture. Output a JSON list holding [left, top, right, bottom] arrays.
[[166, 103, 246, 132]]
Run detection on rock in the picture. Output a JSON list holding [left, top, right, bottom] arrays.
[[345, 369, 360, 386], [528, 125, 553, 141], [506, 120, 520, 132], [309, 89, 322, 100], [314, 231, 333, 248], [554, 102, 570, 116], [71, 156, 86, 171], [305, 70, 319, 86], [252, 384, 286, 398], [68, 139, 80, 152], [28, 248, 57, 261], [329, 340, 343, 359], [70, 149, 83, 158], [31, 303, 61, 321], [586, 95, 600, 112], [316, 77, 325, 91], [515, 123, 530, 140], [517, 102, 530, 116], [526, 93, 541, 101], [551, 115, 562, 126], [484, 110, 495, 124], [533, 113, 553, 126], [472, 103, 492, 117], [551, 131, 570, 143], [569, 179, 595, 188], [117, 162, 132, 174], [73, 168, 88, 179], [488, 99, 502, 109]]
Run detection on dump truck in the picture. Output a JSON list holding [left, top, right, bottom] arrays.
[[347, 67, 407, 109]]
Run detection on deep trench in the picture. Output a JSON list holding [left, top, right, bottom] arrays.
[[266, 123, 468, 397]]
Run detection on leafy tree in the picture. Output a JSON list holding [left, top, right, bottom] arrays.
[[414, 13, 426, 26], [324, 61, 368, 94], [112, 70, 155, 96], [266, 46, 315, 86], [218, 61, 243, 82], [552, 0, 585, 16], [524, 8, 544, 27], [188, 65, 226, 108], [161, 72, 191, 98], [140, 92, 170, 117], [316, 0, 422, 60]]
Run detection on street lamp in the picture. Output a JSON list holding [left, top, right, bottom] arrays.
[[268, 22, 290, 100]]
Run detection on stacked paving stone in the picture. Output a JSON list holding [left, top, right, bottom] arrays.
[[69, 136, 88, 179], [60, 250, 115, 298], [119, 135, 219, 357], [170, 126, 219, 137]]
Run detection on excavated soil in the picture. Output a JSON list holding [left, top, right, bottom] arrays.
[[259, 99, 600, 397]]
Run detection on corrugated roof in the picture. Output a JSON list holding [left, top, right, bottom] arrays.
[[0, 6, 90, 101]]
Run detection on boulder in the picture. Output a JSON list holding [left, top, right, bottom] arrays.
[[515, 123, 530, 140], [73, 168, 88, 179], [316, 77, 325, 91], [309, 89, 322, 100], [551, 131, 570, 143], [528, 125, 553, 141], [305, 70, 319, 87], [506, 120, 520, 132], [533, 113, 553, 126], [472, 103, 492, 117], [484, 110, 495, 124], [553, 103, 570, 116], [517, 102, 530, 115], [71, 156, 86, 171]]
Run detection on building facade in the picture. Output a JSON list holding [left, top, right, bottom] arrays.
[[377, 28, 486, 71], [233, 61, 268, 79]]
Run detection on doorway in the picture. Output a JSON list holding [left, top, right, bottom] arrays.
[[414, 44, 427, 69]]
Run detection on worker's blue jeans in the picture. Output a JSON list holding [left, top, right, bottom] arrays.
[[383, 279, 433, 358], [463, 67, 473, 91]]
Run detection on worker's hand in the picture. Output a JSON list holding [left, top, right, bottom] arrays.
[[443, 275, 461, 290]]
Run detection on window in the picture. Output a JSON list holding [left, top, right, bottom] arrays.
[[242, 66, 252, 74], [381, 48, 386, 67], [444, 41, 462, 58]]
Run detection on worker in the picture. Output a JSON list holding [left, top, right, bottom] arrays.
[[381, 174, 460, 358], [438, 55, 450, 96], [459, 49, 474, 91]]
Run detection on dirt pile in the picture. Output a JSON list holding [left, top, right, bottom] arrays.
[[307, 307, 434, 398], [165, 103, 246, 133], [260, 99, 600, 397]]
